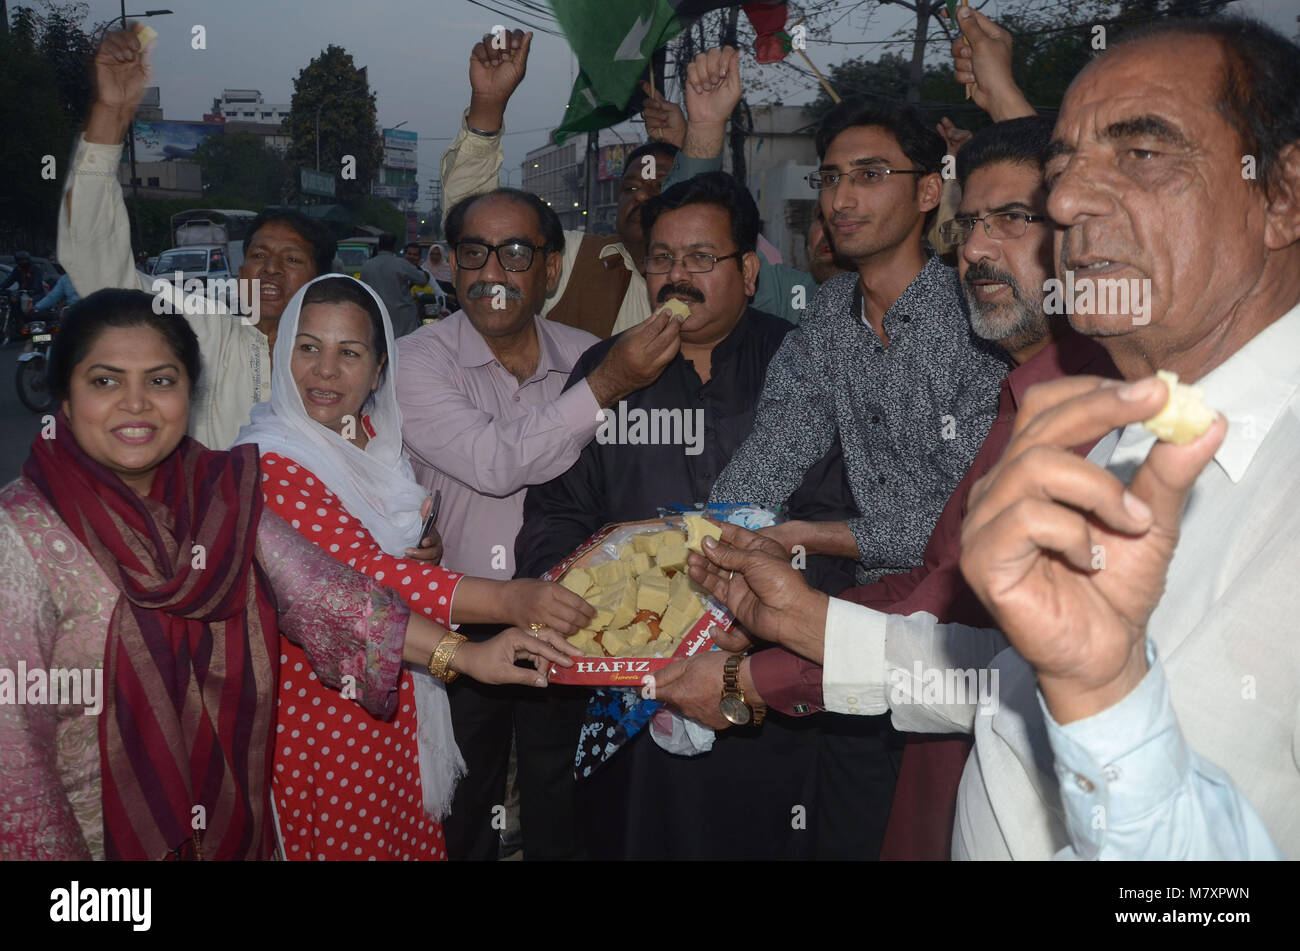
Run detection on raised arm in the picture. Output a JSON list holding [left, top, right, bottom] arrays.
[[665, 46, 814, 319], [58, 26, 154, 299], [950, 6, 1036, 122], [440, 29, 532, 225]]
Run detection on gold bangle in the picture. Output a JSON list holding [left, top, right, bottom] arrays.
[[427, 632, 467, 683]]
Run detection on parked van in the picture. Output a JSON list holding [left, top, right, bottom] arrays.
[[335, 237, 379, 279]]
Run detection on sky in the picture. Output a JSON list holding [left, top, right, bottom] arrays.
[[74, 0, 1300, 210]]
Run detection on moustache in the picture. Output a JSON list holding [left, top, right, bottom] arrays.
[[467, 281, 525, 301], [657, 283, 705, 304], [963, 261, 1022, 299]]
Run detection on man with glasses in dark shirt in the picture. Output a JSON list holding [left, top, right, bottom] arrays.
[[515, 171, 857, 859], [710, 100, 1009, 585]]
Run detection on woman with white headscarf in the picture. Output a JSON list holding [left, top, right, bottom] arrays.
[[235, 275, 592, 860]]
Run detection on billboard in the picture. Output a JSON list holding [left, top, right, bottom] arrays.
[[300, 167, 336, 198], [373, 183, 419, 202], [131, 120, 223, 162], [597, 143, 632, 181], [383, 127, 418, 170]]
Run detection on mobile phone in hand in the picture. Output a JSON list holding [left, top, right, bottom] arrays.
[[419, 490, 441, 544]]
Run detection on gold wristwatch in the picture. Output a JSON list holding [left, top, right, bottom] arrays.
[[719, 654, 765, 727]]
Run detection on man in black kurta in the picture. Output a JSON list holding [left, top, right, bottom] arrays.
[[514, 173, 869, 859]]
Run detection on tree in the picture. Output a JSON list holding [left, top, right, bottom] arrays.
[[285, 45, 382, 204], [0, 2, 99, 250], [191, 133, 290, 206]]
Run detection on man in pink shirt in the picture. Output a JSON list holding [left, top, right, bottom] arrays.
[[396, 187, 678, 859]]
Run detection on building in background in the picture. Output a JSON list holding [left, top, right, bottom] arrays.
[[136, 86, 163, 122], [671, 105, 819, 270], [221, 119, 292, 155], [590, 141, 634, 236], [211, 89, 292, 125], [374, 128, 420, 241], [121, 109, 220, 200], [520, 136, 586, 231]]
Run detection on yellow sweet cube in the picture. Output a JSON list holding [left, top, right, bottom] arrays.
[[623, 621, 653, 648], [683, 515, 723, 554], [636, 572, 671, 614], [601, 626, 631, 656], [610, 581, 640, 630], [589, 559, 630, 588], [655, 538, 689, 571], [646, 636, 676, 657], [658, 605, 696, 641], [566, 629, 602, 655], [559, 567, 592, 597]]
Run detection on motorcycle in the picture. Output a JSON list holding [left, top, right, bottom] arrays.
[[2, 291, 33, 347], [16, 312, 58, 413]]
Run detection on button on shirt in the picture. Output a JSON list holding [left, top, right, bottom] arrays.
[[710, 256, 1010, 582], [396, 311, 602, 579]]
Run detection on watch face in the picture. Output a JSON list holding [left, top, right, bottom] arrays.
[[720, 696, 752, 726]]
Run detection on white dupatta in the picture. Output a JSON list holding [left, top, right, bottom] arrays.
[[235, 274, 465, 820]]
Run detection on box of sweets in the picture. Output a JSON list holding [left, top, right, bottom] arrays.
[[544, 516, 734, 687]]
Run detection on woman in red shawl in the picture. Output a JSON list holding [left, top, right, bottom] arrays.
[[0, 288, 575, 860]]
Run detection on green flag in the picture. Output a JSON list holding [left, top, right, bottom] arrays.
[[549, 0, 686, 144]]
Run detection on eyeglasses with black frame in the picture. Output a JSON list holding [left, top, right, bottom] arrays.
[[453, 240, 550, 272], [642, 250, 745, 274], [806, 166, 927, 190], [939, 211, 1047, 245]]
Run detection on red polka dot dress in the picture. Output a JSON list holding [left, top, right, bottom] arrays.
[[260, 452, 464, 861]]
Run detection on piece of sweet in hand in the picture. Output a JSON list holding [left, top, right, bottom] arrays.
[[660, 298, 692, 322], [683, 514, 722, 555], [1143, 370, 1217, 444]]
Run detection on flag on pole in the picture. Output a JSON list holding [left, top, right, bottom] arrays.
[[742, 2, 789, 64], [549, 0, 787, 143]]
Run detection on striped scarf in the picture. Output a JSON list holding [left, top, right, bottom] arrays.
[[24, 419, 279, 860]]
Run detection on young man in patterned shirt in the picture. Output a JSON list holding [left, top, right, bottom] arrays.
[[710, 101, 1010, 584]]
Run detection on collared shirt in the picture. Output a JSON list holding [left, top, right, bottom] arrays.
[[359, 251, 428, 338], [57, 136, 269, 450], [752, 329, 1118, 715], [826, 301, 1300, 859], [395, 310, 601, 579], [710, 256, 1010, 582], [514, 308, 857, 581]]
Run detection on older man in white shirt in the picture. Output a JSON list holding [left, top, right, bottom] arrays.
[[687, 15, 1300, 859]]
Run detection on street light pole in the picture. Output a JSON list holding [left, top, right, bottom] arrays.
[[117, 5, 172, 250]]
